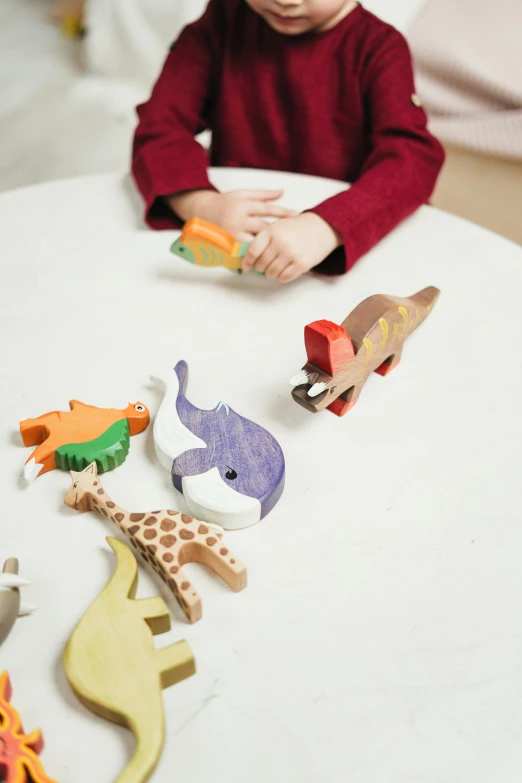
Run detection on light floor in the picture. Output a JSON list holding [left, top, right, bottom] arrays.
[[1, 0, 521, 247]]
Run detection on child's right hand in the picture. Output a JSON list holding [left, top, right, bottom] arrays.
[[166, 189, 297, 240]]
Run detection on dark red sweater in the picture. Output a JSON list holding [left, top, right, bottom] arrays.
[[132, 0, 445, 274]]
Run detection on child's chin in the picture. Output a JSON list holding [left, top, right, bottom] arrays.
[[264, 14, 313, 35]]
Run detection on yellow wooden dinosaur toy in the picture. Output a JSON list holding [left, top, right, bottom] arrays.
[[63, 537, 195, 783]]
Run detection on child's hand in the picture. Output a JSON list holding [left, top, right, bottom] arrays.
[[242, 213, 342, 283], [166, 188, 297, 240]]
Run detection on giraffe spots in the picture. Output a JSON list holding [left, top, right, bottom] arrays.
[[181, 581, 190, 591], [97, 489, 104, 495], [198, 524, 209, 534], [92, 498, 98, 505], [163, 553, 174, 563], [181, 514, 193, 524], [178, 596, 188, 610], [130, 539, 137, 549], [100, 508, 108, 517], [160, 518, 176, 532], [206, 537, 217, 546], [167, 578, 179, 593], [130, 513, 145, 522], [136, 540, 146, 552], [151, 510, 161, 514], [144, 516, 158, 526], [94, 481, 98, 486], [147, 545, 157, 555], [106, 501, 115, 509], [179, 529, 195, 540], [220, 548, 228, 556], [114, 513, 124, 522], [167, 510, 179, 516], [169, 565, 179, 574], [144, 529, 157, 540], [128, 525, 140, 536], [231, 559, 236, 564], [159, 572, 167, 583], [160, 534, 177, 548]]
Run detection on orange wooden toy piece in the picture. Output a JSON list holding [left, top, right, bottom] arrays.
[[0, 671, 58, 783], [20, 400, 149, 482]]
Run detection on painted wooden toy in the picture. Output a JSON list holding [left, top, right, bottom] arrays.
[[63, 537, 195, 783], [20, 399, 150, 482], [170, 217, 262, 275], [0, 671, 58, 783], [151, 360, 285, 530], [0, 560, 36, 647], [290, 286, 440, 416], [64, 462, 247, 623]]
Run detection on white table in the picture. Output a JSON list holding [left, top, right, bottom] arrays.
[[1, 169, 522, 783]]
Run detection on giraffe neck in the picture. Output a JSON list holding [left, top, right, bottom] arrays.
[[86, 486, 130, 528]]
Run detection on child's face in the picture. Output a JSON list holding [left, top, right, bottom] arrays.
[[245, 0, 355, 35]]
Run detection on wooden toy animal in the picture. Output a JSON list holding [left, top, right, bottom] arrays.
[[290, 286, 440, 416], [0, 560, 35, 647], [151, 360, 285, 530], [0, 671, 58, 783], [63, 537, 195, 783], [20, 399, 149, 482], [170, 217, 262, 275], [64, 462, 247, 623]]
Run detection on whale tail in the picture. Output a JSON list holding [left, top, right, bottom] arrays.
[[173, 360, 189, 398]]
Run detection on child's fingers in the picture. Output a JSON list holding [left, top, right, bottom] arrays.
[[250, 203, 297, 218], [231, 189, 284, 201], [246, 218, 270, 235], [264, 255, 291, 280], [242, 230, 271, 271], [277, 262, 302, 284], [253, 244, 279, 274]]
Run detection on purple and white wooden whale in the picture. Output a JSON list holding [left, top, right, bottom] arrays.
[[151, 361, 285, 530]]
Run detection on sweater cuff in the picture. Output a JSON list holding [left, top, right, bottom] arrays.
[[308, 197, 361, 275], [133, 155, 217, 230]]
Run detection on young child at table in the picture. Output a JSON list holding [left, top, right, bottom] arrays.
[[132, 0, 445, 282]]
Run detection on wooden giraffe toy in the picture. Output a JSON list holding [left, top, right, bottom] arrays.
[[64, 462, 247, 623], [0, 559, 36, 647], [63, 537, 195, 783], [20, 399, 149, 482], [290, 286, 440, 416], [0, 671, 58, 783], [170, 217, 262, 275]]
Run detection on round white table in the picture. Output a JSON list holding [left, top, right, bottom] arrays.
[[1, 169, 522, 783]]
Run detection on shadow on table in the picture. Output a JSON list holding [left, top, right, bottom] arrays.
[[154, 264, 336, 303]]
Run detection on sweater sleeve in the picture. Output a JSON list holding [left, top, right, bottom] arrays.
[[310, 30, 446, 275], [131, 0, 224, 229]]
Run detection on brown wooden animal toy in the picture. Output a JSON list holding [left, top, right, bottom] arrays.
[[64, 462, 247, 623], [290, 286, 440, 416]]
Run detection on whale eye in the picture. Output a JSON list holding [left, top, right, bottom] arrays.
[[225, 468, 238, 481], [135, 404, 145, 412]]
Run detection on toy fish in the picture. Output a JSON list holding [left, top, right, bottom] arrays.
[[63, 537, 195, 783], [290, 286, 440, 416], [20, 399, 150, 482], [0, 671, 58, 783], [0, 559, 35, 647], [151, 361, 285, 530], [170, 217, 262, 275]]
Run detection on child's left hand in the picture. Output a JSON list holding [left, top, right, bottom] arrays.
[[242, 213, 342, 283]]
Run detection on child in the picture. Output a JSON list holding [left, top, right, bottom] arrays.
[[132, 0, 445, 282]]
